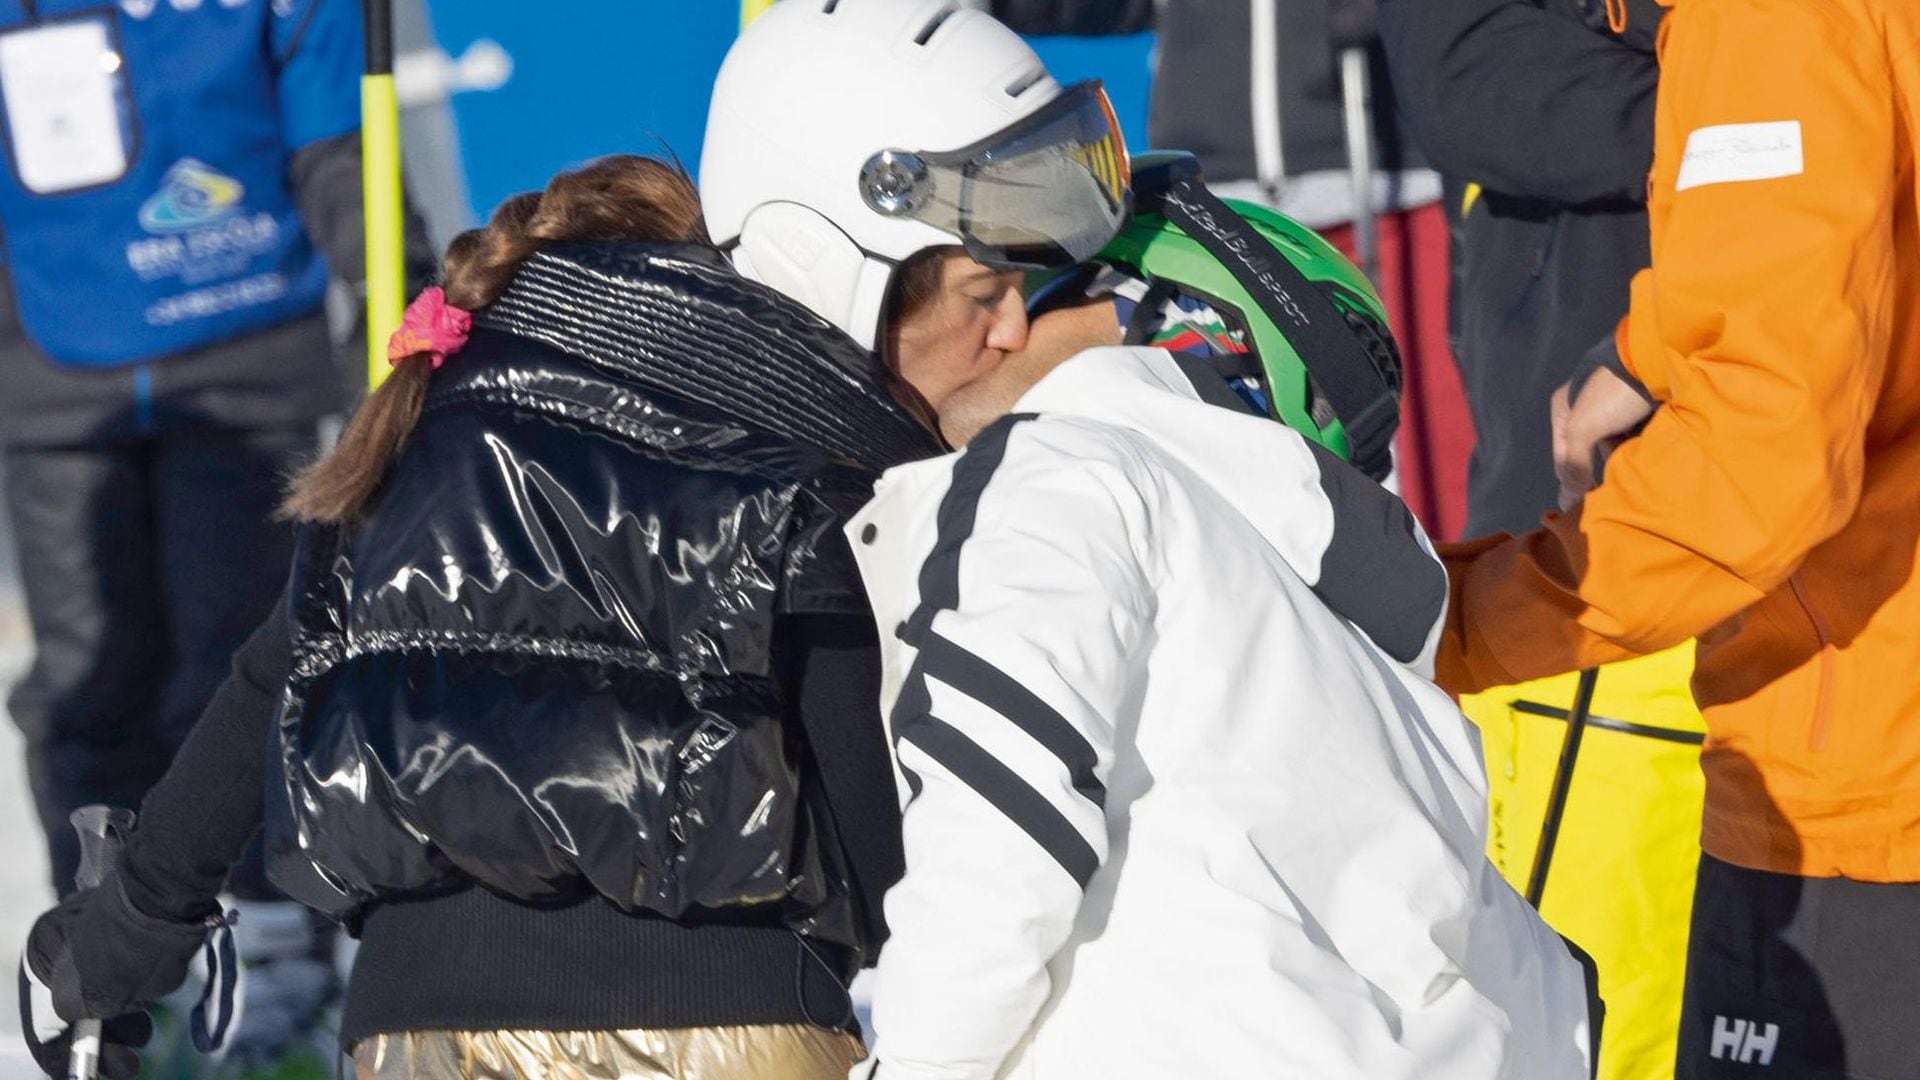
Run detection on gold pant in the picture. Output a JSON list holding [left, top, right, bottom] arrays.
[[353, 1024, 866, 1080]]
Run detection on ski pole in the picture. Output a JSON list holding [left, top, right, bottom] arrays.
[[741, 0, 776, 29], [1526, 388, 1639, 909], [361, 0, 405, 391], [1338, 46, 1377, 283], [67, 806, 136, 1080], [1328, 0, 1380, 282], [1525, 667, 1599, 908]]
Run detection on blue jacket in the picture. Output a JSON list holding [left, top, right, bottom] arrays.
[[0, 0, 367, 444]]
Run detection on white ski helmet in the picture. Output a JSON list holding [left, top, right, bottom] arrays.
[[700, 0, 1130, 350]]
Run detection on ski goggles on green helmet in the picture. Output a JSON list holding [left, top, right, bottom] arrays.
[[858, 80, 1131, 271]]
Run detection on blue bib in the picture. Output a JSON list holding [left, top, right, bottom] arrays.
[[0, 0, 356, 366]]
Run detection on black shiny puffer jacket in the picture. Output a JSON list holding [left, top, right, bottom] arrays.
[[263, 241, 939, 956]]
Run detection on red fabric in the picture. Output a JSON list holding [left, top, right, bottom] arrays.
[[1320, 203, 1474, 541]]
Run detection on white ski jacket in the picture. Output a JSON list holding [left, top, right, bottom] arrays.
[[845, 347, 1592, 1080]]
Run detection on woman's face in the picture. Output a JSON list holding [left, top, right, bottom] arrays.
[[886, 252, 1031, 416]]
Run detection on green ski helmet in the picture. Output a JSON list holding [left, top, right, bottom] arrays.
[[1089, 152, 1403, 479]]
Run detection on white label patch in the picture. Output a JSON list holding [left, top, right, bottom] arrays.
[[0, 18, 129, 193], [1676, 121, 1804, 192]]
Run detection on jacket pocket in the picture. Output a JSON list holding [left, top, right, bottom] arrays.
[[665, 705, 801, 910]]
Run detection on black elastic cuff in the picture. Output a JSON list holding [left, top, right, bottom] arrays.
[[1569, 333, 1655, 407], [103, 875, 212, 945]]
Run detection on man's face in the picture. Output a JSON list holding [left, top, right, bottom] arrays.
[[935, 295, 1121, 447], [885, 253, 1031, 417]]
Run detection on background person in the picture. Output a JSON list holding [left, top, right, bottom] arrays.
[[1441, 0, 1920, 1073], [987, 0, 1474, 536], [0, 0, 430, 1072], [1377, 5, 1701, 1078]]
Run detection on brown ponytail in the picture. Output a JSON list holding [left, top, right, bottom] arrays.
[[281, 155, 709, 525]]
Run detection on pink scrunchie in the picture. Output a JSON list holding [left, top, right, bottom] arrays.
[[387, 286, 473, 370]]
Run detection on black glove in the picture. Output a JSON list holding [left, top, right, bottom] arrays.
[[19, 876, 211, 1079]]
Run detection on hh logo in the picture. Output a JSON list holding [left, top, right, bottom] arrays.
[[1711, 1016, 1780, 1066]]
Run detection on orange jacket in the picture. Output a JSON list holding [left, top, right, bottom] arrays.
[[1439, 0, 1920, 881]]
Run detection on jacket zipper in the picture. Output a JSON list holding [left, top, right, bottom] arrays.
[[1787, 573, 1836, 751], [1249, 0, 1287, 197]]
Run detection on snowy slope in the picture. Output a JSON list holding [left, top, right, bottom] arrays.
[[1, 484, 55, 1076]]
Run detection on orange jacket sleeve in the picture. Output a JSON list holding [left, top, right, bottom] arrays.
[[1438, 0, 1900, 695]]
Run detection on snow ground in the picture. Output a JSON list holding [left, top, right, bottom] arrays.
[[1, 473, 55, 1076]]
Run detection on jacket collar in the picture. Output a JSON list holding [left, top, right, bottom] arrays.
[[475, 240, 942, 475]]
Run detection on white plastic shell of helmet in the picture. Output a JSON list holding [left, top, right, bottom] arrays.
[[700, 0, 1061, 350]]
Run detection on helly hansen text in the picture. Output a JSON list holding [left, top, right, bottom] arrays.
[[1711, 1016, 1780, 1066]]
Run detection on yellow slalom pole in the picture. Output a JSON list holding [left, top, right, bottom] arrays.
[[741, 0, 776, 29], [362, 0, 405, 390]]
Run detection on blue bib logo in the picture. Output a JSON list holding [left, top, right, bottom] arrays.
[[138, 158, 245, 233]]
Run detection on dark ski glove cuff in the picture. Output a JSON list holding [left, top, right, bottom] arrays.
[[33, 875, 210, 1023], [1568, 331, 1655, 407], [17, 875, 204, 1080]]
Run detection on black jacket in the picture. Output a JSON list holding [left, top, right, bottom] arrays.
[[266, 240, 937, 955], [135, 604, 907, 1046], [996, 0, 1430, 220], [1380, 0, 1662, 536], [118, 238, 938, 1044]]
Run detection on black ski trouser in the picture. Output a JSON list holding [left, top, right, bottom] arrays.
[[1675, 853, 1920, 1080], [3, 425, 312, 896]]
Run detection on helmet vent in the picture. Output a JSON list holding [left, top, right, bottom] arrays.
[[821, 0, 840, 12], [1004, 68, 1046, 97], [913, 5, 957, 45]]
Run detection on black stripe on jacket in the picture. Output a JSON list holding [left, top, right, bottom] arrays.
[[890, 414, 1104, 888]]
